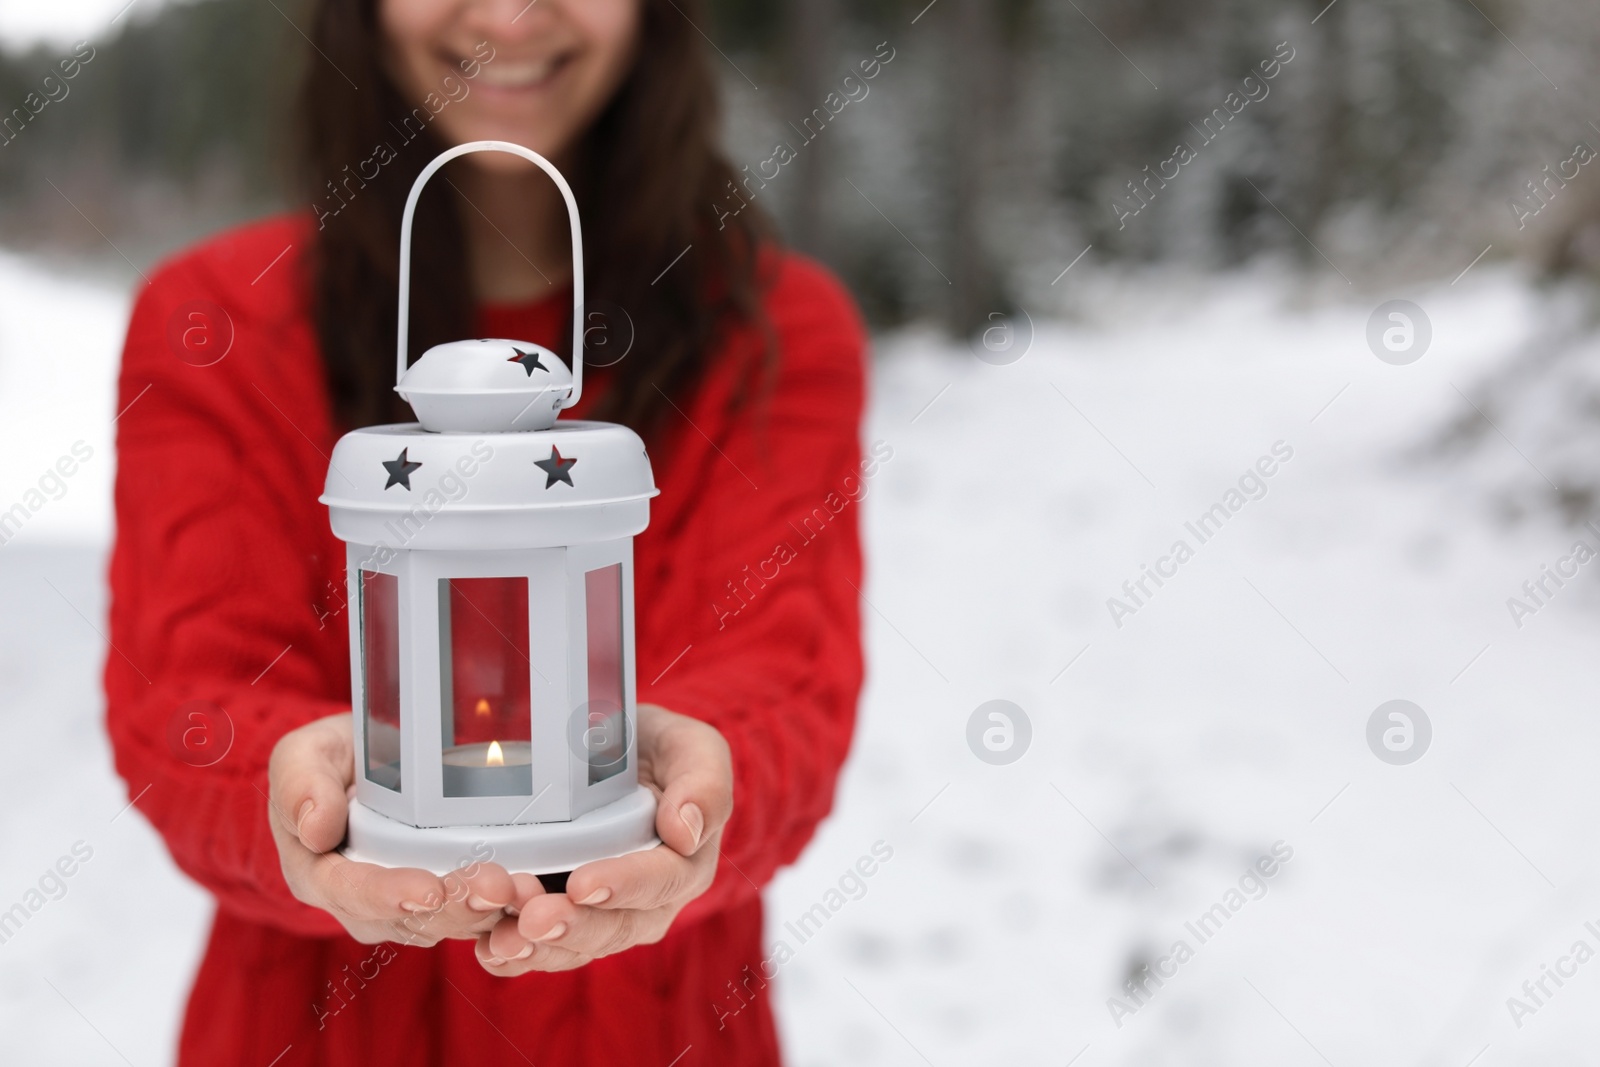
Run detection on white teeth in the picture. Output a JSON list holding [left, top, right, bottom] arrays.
[[477, 58, 559, 88]]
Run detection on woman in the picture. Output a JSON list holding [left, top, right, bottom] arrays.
[[104, 0, 866, 1063]]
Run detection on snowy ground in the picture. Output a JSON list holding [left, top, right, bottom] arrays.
[[0, 253, 210, 1065], [4, 248, 1600, 1066]]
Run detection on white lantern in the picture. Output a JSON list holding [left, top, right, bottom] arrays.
[[318, 141, 660, 876]]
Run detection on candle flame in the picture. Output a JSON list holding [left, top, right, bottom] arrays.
[[475, 698, 491, 718], [486, 740, 505, 766]]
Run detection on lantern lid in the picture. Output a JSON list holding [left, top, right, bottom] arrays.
[[319, 419, 657, 550], [326, 141, 653, 551], [398, 338, 574, 433]]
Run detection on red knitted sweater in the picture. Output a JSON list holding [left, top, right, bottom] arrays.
[[105, 215, 866, 1066]]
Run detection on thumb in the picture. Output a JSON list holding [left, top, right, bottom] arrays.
[[642, 708, 733, 857], [269, 713, 356, 854]]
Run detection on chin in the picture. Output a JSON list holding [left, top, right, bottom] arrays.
[[435, 117, 575, 167]]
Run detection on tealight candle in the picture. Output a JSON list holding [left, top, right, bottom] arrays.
[[442, 739, 533, 798]]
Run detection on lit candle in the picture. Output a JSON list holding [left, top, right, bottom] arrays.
[[442, 739, 533, 798]]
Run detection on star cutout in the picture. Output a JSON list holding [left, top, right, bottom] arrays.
[[381, 448, 422, 491], [508, 346, 549, 376], [534, 446, 576, 489]]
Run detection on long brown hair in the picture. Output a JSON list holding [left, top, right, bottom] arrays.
[[296, 0, 774, 437]]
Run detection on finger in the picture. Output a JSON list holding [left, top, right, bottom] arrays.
[[513, 887, 676, 959], [269, 714, 356, 854], [273, 807, 497, 941], [342, 918, 435, 948], [444, 860, 517, 913], [507, 872, 545, 916], [514, 891, 580, 944], [527, 897, 675, 959], [390, 901, 500, 945], [475, 929, 591, 975], [485, 913, 533, 961], [639, 707, 733, 857], [399, 861, 517, 940], [565, 841, 707, 912], [302, 853, 448, 923]]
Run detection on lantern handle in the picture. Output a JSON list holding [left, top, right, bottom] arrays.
[[396, 140, 584, 409]]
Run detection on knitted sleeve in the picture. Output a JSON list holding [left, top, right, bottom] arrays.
[[640, 257, 869, 921], [104, 225, 349, 936]]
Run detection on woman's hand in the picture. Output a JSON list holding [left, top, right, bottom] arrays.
[[475, 704, 734, 973], [268, 712, 518, 946]]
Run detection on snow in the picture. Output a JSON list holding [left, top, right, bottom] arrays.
[[0, 251, 125, 547], [0, 1, 183, 50], [3, 253, 1599, 1065]]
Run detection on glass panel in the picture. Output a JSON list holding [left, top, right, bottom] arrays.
[[584, 564, 627, 785], [360, 570, 401, 791], [440, 577, 533, 798]]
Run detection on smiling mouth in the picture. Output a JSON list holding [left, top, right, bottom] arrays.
[[470, 53, 573, 91]]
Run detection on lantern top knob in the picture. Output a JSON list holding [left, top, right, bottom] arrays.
[[399, 337, 574, 432]]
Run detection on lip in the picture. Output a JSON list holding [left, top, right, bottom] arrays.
[[454, 50, 574, 95]]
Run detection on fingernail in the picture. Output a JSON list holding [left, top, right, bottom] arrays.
[[486, 955, 506, 967], [576, 888, 611, 907], [534, 921, 566, 943], [400, 900, 428, 914], [296, 799, 315, 828], [508, 943, 534, 961], [467, 894, 503, 912], [680, 803, 705, 850]]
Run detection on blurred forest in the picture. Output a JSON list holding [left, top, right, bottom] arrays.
[[1, 0, 1599, 332]]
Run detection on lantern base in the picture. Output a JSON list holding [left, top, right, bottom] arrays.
[[341, 785, 660, 876]]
